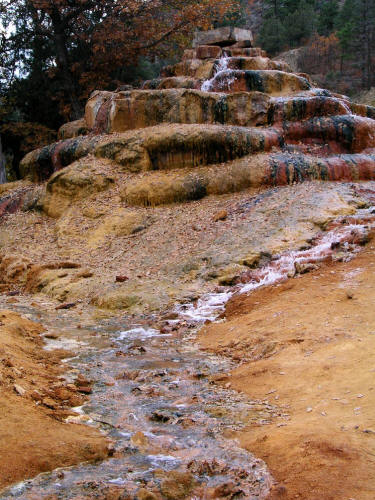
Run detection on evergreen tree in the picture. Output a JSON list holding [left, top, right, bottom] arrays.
[[336, 0, 375, 88], [284, 1, 317, 47], [317, 0, 339, 36], [259, 15, 287, 54]]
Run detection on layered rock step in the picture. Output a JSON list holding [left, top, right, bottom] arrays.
[[21, 124, 284, 181], [17, 26, 375, 210], [85, 89, 271, 133], [83, 89, 375, 136], [21, 114, 375, 183], [203, 69, 311, 95], [142, 69, 305, 94], [160, 56, 290, 79], [121, 152, 375, 207]]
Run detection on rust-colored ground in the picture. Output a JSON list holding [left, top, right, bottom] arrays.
[[0, 310, 109, 491], [199, 243, 375, 500]]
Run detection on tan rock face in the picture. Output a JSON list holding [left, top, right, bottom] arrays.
[[8, 27, 375, 314], [19, 123, 283, 181], [193, 27, 253, 48], [142, 76, 201, 90], [161, 56, 291, 79], [88, 208, 151, 247], [58, 118, 88, 140], [225, 56, 291, 72], [89, 89, 270, 133], [209, 70, 311, 95], [195, 45, 222, 59], [42, 161, 115, 218], [85, 90, 114, 129], [226, 47, 266, 57]]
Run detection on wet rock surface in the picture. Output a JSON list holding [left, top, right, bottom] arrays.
[[0, 297, 272, 499], [17, 32, 375, 191], [1, 194, 375, 497], [0, 181, 370, 312], [0, 310, 109, 491]]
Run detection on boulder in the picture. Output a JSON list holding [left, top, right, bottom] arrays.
[[209, 70, 311, 95], [58, 118, 88, 140], [142, 76, 201, 90], [196, 45, 222, 59], [193, 27, 253, 48], [42, 161, 115, 217]]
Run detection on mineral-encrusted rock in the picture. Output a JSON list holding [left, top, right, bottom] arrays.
[[58, 118, 88, 140], [209, 70, 311, 95], [193, 27, 253, 48], [41, 161, 115, 218], [20, 124, 284, 181], [196, 45, 222, 59], [85, 89, 271, 134], [17, 27, 375, 202]]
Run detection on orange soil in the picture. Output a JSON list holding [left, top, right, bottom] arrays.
[[199, 244, 375, 500], [0, 310, 109, 491]]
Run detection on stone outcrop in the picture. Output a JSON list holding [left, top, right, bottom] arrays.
[[14, 26, 375, 205], [20, 124, 283, 182], [84, 89, 271, 133], [192, 27, 253, 48], [2, 27, 375, 318], [41, 161, 115, 218], [207, 69, 311, 95], [58, 118, 88, 140]]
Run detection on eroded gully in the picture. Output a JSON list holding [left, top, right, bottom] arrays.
[[2, 200, 375, 499]]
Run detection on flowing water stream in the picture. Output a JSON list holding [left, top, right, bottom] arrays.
[[0, 302, 274, 499], [201, 56, 236, 93], [1, 204, 375, 499]]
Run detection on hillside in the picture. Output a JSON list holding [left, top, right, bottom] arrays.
[[0, 25, 375, 500]]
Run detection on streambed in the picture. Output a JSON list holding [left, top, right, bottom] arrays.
[[1, 204, 375, 499], [0, 301, 273, 499]]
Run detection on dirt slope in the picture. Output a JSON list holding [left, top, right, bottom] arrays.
[[0, 310, 109, 491], [199, 242, 375, 499]]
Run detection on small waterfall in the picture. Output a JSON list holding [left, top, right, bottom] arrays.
[[201, 55, 236, 92], [0, 136, 7, 184]]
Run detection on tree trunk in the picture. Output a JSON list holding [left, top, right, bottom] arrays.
[[0, 136, 7, 185], [50, 10, 83, 120]]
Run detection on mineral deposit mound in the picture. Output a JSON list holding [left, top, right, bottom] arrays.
[[18, 26, 375, 209]]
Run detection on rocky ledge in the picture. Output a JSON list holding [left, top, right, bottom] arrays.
[[0, 28, 375, 314]]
